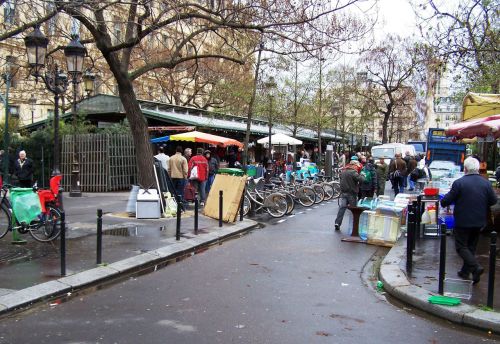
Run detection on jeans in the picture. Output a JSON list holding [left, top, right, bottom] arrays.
[[191, 180, 207, 202], [172, 178, 186, 202], [408, 176, 415, 190], [454, 226, 482, 274], [335, 192, 357, 226], [205, 174, 215, 195], [377, 179, 386, 196], [392, 176, 404, 196]]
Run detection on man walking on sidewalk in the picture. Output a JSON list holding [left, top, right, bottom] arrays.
[[169, 146, 188, 203], [441, 157, 497, 284], [335, 158, 364, 231]]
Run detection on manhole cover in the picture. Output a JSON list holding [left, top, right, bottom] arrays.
[[0, 246, 31, 264]]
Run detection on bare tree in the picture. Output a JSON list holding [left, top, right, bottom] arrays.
[[359, 37, 419, 143]]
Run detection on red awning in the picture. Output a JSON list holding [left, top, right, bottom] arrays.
[[445, 114, 500, 139]]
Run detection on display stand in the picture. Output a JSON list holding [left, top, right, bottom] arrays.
[[341, 206, 366, 243], [416, 195, 440, 238]]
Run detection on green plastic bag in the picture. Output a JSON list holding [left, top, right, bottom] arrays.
[[10, 188, 42, 225], [428, 295, 461, 306]]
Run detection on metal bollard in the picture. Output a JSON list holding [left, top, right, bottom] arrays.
[[416, 196, 422, 240], [176, 195, 181, 240], [239, 191, 244, 222], [487, 231, 497, 308], [406, 204, 414, 275], [60, 211, 66, 276], [412, 200, 418, 249], [438, 223, 447, 295], [194, 197, 199, 235], [219, 190, 223, 227], [96, 209, 103, 265]]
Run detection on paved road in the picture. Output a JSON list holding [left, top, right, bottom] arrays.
[[0, 201, 498, 344]]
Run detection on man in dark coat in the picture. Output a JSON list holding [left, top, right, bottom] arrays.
[[389, 153, 407, 196], [14, 150, 34, 187], [335, 159, 364, 231], [441, 157, 497, 284]]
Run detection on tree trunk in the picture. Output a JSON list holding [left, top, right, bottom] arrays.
[[118, 81, 155, 186]]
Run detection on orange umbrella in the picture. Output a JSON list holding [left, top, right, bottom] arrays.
[[168, 131, 243, 148]]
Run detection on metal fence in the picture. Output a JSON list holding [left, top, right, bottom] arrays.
[[61, 134, 137, 192]]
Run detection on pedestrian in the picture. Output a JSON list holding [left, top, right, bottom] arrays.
[[204, 150, 219, 195], [359, 158, 378, 198], [228, 150, 237, 168], [154, 146, 170, 173], [375, 157, 388, 196], [188, 148, 209, 205], [402, 151, 411, 189], [440, 157, 497, 284], [407, 155, 417, 191], [168, 146, 188, 202], [14, 150, 34, 188], [348, 155, 362, 173], [334, 158, 364, 231], [184, 147, 192, 162], [389, 153, 407, 196]]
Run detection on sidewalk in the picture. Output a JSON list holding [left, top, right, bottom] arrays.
[[380, 233, 500, 333], [0, 192, 259, 314]]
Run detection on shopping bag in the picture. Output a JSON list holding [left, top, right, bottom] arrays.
[[10, 188, 42, 225]]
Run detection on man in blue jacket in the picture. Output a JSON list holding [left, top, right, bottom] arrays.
[[441, 157, 497, 284]]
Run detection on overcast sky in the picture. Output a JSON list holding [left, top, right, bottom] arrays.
[[375, 0, 418, 38]]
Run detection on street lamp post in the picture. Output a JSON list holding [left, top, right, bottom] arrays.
[[264, 77, 277, 163], [1, 56, 19, 183], [24, 27, 86, 180], [29, 94, 37, 124]]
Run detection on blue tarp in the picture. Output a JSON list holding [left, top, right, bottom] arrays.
[[150, 135, 170, 143]]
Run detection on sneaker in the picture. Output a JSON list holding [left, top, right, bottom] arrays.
[[472, 266, 484, 285], [457, 270, 469, 279], [335, 224, 340, 231]]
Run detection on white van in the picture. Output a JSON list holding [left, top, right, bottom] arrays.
[[371, 143, 416, 165]]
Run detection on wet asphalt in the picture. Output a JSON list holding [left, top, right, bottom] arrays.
[[0, 200, 498, 344]]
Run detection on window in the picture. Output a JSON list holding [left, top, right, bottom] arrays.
[[47, 109, 54, 118], [113, 17, 122, 44], [3, 0, 16, 24]]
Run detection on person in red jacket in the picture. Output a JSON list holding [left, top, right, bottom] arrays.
[[188, 148, 209, 204]]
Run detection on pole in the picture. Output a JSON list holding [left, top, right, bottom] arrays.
[[219, 190, 223, 227], [2, 75, 10, 184], [52, 92, 61, 176], [41, 145, 45, 188], [70, 77, 81, 196], [60, 211, 66, 276], [438, 224, 447, 295], [96, 209, 103, 264], [176, 197, 181, 240], [240, 189, 245, 221], [194, 197, 199, 235], [406, 203, 414, 274], [268, 96, 273, 161], [487, 231, 497, 308]]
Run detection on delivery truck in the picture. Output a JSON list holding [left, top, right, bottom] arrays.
[[426, 128, 466, 170]]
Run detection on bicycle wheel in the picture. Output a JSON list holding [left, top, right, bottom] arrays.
[[296, 186, 315, 207], [331, 182, 341, 199], [322, 183, 334, 201], [312, 184, 325, 204], [265, 193, 288, 218], [0, 203, 12, 239], [239, 194, 251, 217], [282, 192, 295, 215], [30, 206, 62, 242]]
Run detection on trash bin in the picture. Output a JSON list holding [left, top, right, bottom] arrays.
[[217, 168, 245, 176], [246, 165, 257, 177]]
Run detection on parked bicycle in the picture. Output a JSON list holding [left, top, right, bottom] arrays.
[[241, 177, 288, 218], [0, 176, 63, 242]]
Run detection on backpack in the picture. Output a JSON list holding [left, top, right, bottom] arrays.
[[361, 168, 373, 183]]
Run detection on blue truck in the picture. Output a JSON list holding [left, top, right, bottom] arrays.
[[426, 128, 466, 170]]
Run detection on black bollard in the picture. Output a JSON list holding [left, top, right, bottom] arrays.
[[487, 231, 497, 308], [240, 192, 244, 222], [416, 195, 422, 240], [406, 204, 414, 275], [438, 224, 447, 295], [58, 187, 65, 212], [194, 197, 199, 235], [412, 200, 418, 249], [96, 209, 103, 265], [176, 194, 181, 241], [60, 211, 66, 276], [219, 190, 223, 228]]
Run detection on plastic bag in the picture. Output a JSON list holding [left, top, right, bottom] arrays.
[[163, 192, 177, 217], [421, 209, 431, 224], [10, 188, 42, 225]]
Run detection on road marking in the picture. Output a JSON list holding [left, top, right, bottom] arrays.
[[297, 211, 304, 214], [306, 208, 312, 211], [277, 219, 286, 223], [313, 206, 319, 209], [289, 214, 296, 218]]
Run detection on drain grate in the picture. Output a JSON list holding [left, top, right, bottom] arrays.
[[103, 227, 131, 237]]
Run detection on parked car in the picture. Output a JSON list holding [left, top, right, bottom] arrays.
[[429, 160, 458, 180]]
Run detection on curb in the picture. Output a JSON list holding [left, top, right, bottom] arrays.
[[0, 219, 259, 316], [380, 238, 500, 333]]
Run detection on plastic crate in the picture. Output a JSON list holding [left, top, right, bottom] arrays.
[[444, 278, 472, 300]]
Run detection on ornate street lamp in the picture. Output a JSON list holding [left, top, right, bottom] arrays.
[[29, 94, 37, 124], [65, 35, 86, 197], [83, 69, 95, 98], [24, 27, 86, 184]]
